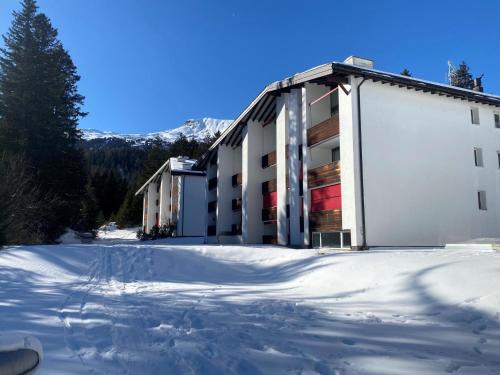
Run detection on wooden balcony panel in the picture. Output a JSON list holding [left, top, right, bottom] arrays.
[[261, 150, 277, 169], [307, 114, 339, 147], [262, 179, 277, 194], [308, 161, 341, 189], [232, 173, 242, 187], [208, 177, 217, 191], [262, 207, 277, 222], [207, 200, 217, 213], [309, 209, 342, 232], [232, 198, 242, 211], [263, 235, 278, 245]]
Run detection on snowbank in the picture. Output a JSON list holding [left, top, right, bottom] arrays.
[[0, 232, 499, 374]]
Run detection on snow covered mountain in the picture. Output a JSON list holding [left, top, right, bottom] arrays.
[[81, 118, 232, 145]]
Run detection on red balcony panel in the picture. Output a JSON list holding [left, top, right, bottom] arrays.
[[263, 191, 277, 209], [311, 184, 341, 212]]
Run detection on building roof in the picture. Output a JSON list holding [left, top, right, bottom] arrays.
[[135, 157, 204, 196], [195, 58, 500, 169]]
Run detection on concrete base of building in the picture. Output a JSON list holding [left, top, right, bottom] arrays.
[[445, 238, 500, 251]]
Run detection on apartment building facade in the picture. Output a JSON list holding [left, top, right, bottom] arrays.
[[136, 157, 206, 237], [196, 57, 500, 249]]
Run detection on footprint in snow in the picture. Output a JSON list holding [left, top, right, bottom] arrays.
[[341, 338, 356, 346]]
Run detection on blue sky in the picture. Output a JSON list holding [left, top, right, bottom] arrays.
[[1, 0, 499, 133]]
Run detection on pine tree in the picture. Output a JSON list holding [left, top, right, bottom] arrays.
[[115, 186, 143, 228], [0, 0, 87, 241], [400, 69, 412, 77], [449, 61, 474, 90]]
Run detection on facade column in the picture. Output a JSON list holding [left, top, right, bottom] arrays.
[[217, 145, 232, 236], [287, 89, 302, 246], [142, 193, 148, 230], [159, 171, 171, 226], [301, 84, 311, 247], [276, 94, 288, 245], [339, 76, 364, 248], [242, 122, 264, 243], [146, 182, 159, 232]]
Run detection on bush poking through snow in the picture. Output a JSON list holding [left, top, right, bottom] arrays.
[[137, 222, 176, 241]]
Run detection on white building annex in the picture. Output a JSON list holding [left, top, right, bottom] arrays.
[[194, 56, 500, 249], [136, 157, 206, 237]]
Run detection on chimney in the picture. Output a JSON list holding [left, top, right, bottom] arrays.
[[344, 56, 374, 69], [473, 75, 484, 92]]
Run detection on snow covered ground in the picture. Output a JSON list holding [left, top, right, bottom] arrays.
[[1, 230, 499, 374]]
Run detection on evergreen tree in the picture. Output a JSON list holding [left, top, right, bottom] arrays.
[[115, 186, 143, 228], [449, 61, 474, 89], [400, 69, 412, 77], [0, 0, 86, 241]]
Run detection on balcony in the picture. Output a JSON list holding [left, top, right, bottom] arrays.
[[263, 235, 278, 245], [207, 200, 217, 213], [208, 177, 217, 191], [262, 207, 277, 222], [307, 114, 339, 147], [262, 179, 277, 194], [308, 161, 341, 189], [232, 173, 242, 187], [261, 150, 276, 169], [232, 198, 242, 211], [309, 209, 342, 232]]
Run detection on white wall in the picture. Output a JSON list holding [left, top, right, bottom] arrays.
[[146, 182, 159, 232], [242, 121, 265, 243], [180, 175, 207, 237], [360, 80, 500, 246], [217, 145, 233, 235], [159, 172, 171, 225]]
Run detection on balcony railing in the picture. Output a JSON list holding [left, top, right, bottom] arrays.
[[262, 207, 277, 222], [232, 198, 242, 211], [308, 161, 341, 189], [261, 150, 276, 169], [263, 235, 278, 244], [309, 209, 342, 232], [232, 173, 242, 187], [307, 114, 339, 147], [208, 177, 217, 191], [207, 200, 217, 213]]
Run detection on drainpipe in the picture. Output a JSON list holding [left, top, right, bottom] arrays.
[[356, 77, 368, 250]]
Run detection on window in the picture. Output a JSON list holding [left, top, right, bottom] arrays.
[[332, 147, 340, 162], [474, 148, 484, 167], [478, 191, 487, 210], [497, 152, 500, 169], [495, 113, 500, 128], [471, 108, 480, 125]]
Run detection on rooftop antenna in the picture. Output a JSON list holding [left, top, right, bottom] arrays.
[[447, 60, 455, 85]]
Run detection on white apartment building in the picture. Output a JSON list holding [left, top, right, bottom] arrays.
[[196, 56, 500, 249], [136, 157, 206, 237]]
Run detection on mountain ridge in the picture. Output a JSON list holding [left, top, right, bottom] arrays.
[[81, 117, 232, 145]]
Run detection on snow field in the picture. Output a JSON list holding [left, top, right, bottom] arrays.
[[0, 231, 499, 374]]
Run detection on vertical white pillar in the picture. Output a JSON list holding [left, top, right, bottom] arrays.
[[142, 193, 148, 230], [301, 84, 311, 247], [146, 182, 158, 232], [159, 171, 171, 226], [276, 94, 288, 246], [339, 77, 364, 249], [242, 122, 264, 243], [177, 176, 184, 236], [217, 145, 232, 236], [288, 89, 302, 246]]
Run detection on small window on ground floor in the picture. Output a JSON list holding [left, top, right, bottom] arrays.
[[495, 113, 500, 128], [497, 152, 500, 169], [478, 191, 487, 211], [474, 147, 484, 167]]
